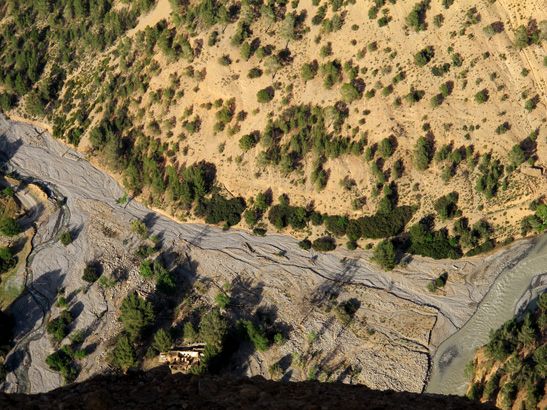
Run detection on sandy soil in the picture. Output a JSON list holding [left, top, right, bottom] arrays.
[[22, 0, 547, 247]]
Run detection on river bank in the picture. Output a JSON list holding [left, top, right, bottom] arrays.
[[0, 114, 539, 395]]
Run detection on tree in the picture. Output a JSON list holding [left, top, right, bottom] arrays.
[[0, 247, 11, 261], [199, 310, 227, 348], [265, 55, 282, 77], [239, 134, 258, 150], [279, 13, 296, 46], [255, 192, 271, 211], [414, 47, 434, 67], [525, 99, 536, 112], [113, 336, 138, 370], [372, 240, 397, 271], [340, 83, 361, 102], [215, 293, 230, 309], [312, 237, 336, 252], [238, 319, 270, 351], [82, 264, 100, 283], [257, 89, 272, 103], [240, 42, 251, 61], [183, 322, 198, 343], [59, 231, 72, 246], [514, 25, 529, 49], [152, 329, 173, 353], [482, 24, 496, 37], [413, 137, 430, 171], [131, 219, 147, 238], [474, 90, 487, 104], [120, 293, 154, 341], [378, 138, 392, 158], [439, 83, 449, 98], [261, 4, 276, 30], [0, 217, 20, 237], [301, 63, 315, 81], [508, 144, 525, 167]]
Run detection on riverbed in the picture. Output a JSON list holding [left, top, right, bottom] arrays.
[[0, 114, 539, 395], [426, 233, 547, 395]]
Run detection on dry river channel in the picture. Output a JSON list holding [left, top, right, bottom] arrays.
[[0, 114, 545, 396]]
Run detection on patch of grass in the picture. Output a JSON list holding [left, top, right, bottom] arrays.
[[0, 235, 31, 310]]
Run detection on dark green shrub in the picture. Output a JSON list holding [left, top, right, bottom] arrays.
[[312, 237, 336, 252], [82, 264, 100, 283]]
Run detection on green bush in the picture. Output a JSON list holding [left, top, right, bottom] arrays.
[[414, 47, 434, 66], [59, 231, 72, 246], [257, 89, 272, 103], [82, 264, 100, 283], [298, 240, 312, 250], [238, 319, 270, 352], [312, 237, 336, 252], [0, 217, 21, 237], [239, 134, 258, 150], [196, 194, 246, 227], [215, 293, 230, 309], [372, 240, 397, 270]]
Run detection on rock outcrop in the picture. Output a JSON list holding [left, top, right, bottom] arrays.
[[0, 366, 497, 410]]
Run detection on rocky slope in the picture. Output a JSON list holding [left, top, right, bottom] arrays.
[[0, 365, 497, 410]]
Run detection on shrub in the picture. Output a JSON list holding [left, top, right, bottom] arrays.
[[239, 134, 258, 150], [82, 264, 100, 283], [298, 240, 312, 250], [474, 90, 487, 104], [257, 89, 272, 103], [59, 231, 72, 246], [312, 237, 336, 252], [238, 319, 270, 352], [215, 293, 230, 309], [414, 47, 434, 66], [0, 217, 21, 237], [372, 240, 397, 270]]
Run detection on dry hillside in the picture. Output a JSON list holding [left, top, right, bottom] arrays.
[[3, 0, 547, 259]]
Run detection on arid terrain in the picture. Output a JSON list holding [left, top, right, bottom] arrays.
[[0, 116, 535, 396], [2, 0, 547, 406]]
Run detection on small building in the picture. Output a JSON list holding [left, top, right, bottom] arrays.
[[158, 344, 205, 373]]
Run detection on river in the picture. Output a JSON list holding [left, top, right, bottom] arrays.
[[426, 233, 547, 395], [0, 114, 542, 395]]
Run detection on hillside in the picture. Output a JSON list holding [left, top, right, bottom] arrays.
[[0, 365, 498, 409], [1, 0, 547, 266], [467, 293, 547, 409]]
